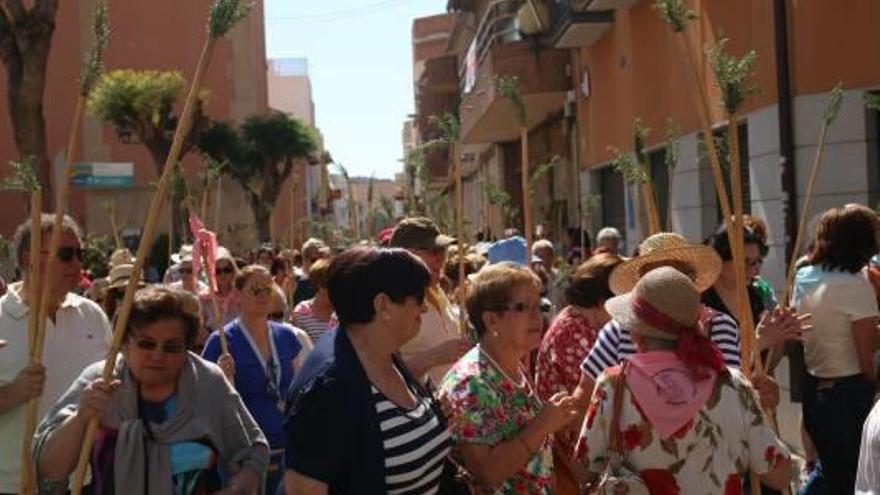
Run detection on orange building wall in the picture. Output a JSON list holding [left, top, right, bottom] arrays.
[[0, 0, 269, 241], [576, 0, 880, 170]]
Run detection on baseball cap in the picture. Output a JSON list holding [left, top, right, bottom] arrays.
[[389, 217, 456, 250]]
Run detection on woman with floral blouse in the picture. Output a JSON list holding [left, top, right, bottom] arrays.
[[577, 267, 793, 494], [439, 262, 580, 494]]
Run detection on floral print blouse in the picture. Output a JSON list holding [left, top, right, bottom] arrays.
[[577, 366, 790, 495], [535, 305, 599, 401], [439, 347, 555, 494]]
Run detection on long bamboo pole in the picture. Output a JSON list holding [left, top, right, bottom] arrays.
[[70, 37, 218, 494], [106, 202, 123, 249], [727, 115, 763, 377], [521, 127, 533, 253], [674, 33, 732, 221], [453, 143, 468, 337], [214, 175, 222, 238], [22, 94, 87, 495], [20, 191, 42, 495]]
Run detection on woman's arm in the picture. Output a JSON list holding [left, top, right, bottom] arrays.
[[457, 392, 578, 488], [216, 449, 267, 495], [760, 458, 793, 490], [38, 378, 119, 480], [283, 469, 328, 495], [852, 316, 879, 381]]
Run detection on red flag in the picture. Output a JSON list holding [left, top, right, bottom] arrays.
[[189, 214, 219, 293]]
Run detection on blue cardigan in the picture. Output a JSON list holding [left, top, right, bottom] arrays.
[[282, 328, 427, 494]]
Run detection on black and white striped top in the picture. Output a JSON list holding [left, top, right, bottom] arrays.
[[581, 310, 741, 379], [371, 385, 452, 495]]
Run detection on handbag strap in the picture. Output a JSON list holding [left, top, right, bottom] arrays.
[[607, 361, 629, 456]]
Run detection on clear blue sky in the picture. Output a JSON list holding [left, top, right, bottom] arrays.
[[264, 0, 448, 179]]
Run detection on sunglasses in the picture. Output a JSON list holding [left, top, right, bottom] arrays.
[[745, 257, 764, 268], [132, 336, 186, 354], [42, 247, 84, 263], [215, 266, 235, 276], [248, 281, 274, 298]]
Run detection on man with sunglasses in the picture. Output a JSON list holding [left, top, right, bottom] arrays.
[[390, 217, 471, 385], [292, 238, 330, 306], [0, 214, 111, 493]]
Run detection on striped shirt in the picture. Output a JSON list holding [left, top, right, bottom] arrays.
[[371, 386, 452, 495], [581, 308, 741, 380], [292, 299, 337, 342]]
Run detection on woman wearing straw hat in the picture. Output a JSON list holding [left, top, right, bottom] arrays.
[[576, 267, 793, 493]]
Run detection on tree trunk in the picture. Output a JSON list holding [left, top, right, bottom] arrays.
[[3, 11, 56, 209], [248, 192, 272, 243]]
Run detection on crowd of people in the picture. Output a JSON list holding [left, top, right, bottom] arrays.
[[0, 204, 878, 495]]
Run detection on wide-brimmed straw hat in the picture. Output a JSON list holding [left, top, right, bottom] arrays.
[[105, 264, 145, 291], [608, 232, 721, 295], [605, 266, 701, 341]]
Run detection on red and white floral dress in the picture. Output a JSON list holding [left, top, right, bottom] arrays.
[[577, 366, 790, 495]]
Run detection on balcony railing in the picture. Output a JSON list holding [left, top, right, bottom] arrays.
[[459, 0, 522, 95]]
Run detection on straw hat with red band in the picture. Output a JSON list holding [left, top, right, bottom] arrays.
[[608, 232, 721, 295], [606, 266, 725, 375]]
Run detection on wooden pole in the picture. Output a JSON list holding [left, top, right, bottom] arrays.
[[70, 37, 218, 495], [454, 143, 468, 336], [674, 33, 733, 222], [20, 190, 42, 495], [107, 202, 123, 249], [727, 115, 762, 377], [214, 175, 222, 239], [521, 127, 533, 253]]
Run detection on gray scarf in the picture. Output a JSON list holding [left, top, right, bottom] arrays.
[[36, 353, 268, 495]]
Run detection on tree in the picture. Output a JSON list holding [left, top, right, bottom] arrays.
[[199, 112, 316, 242], [0, 1, 59, 207], [87, 69, 210, 242]]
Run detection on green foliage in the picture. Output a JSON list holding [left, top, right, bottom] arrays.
[[581, 193, 601, 218], [823, 83, 844, 126], [706, 38, 759, 114], [209, 0, 252, 39], [428, 113, 460, 144], [88, 70, 186, 128], [529, 156, 561, 193], [1, 157, 41, 191], [865, 92, 880, 112], [79, 0, 110, 96], [653, 0, 697, 33], [494, 75, 527, 125], [609, 147, 647, 184], [169, 162, 189, 206], [482, 180, 519, 227], [633, 118, 650, 165], [81, 234, 115, 278]]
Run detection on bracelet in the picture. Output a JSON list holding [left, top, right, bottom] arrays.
[[516, 436, 534, 457]]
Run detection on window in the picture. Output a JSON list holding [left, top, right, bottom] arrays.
[[699, 121, 750, 223], [598, 165, 626, 239], [868, 91, 880, 208], [648, 148, 671, 231]]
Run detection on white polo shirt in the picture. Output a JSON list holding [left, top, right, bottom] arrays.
[[0, 283, 111, 492]]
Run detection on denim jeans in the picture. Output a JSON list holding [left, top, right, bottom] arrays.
[[800, 373, 876, 494]]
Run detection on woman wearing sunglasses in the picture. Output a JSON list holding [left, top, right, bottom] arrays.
[[202, 265, 305, 495], [34, 286, 268, 495], [438, 262, 580, 494]]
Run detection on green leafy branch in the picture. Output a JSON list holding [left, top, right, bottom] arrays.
[[865, 92, 880, 112], [209, 0, 252, 39], [664, 119, 681, 170], [823, 83, 844, 126], [634, 118, 650, 165], [707, 37, 759, 114], [1, 157, 41, 191], [494, 75, 527, 125], [428, 113, 460, 145], [653, 0, 697, 33], [609, 147, 647, 183], [529, 155, 561, 193], [79, 0, 110, 96]]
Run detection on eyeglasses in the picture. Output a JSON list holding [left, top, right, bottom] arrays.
[[268, 312, 286, 322], [248, 281, 274, 298], [42, 247, 84, 263], [497, 301, 542, 315], [746, 257, 764, 268], [215, 266, 235, 276], [132, 336, 186, 354]]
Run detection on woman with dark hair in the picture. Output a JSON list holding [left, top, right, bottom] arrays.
[[577, 267, 792, 493], [793, 205, 880, 493], [202, 264, 304, 494], [35, 287, 268, 495], [439, 262, 580, 494], [282, 247, 452, 494]]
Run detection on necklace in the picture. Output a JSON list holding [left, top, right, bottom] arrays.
[[477, 344, 528, 389]]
